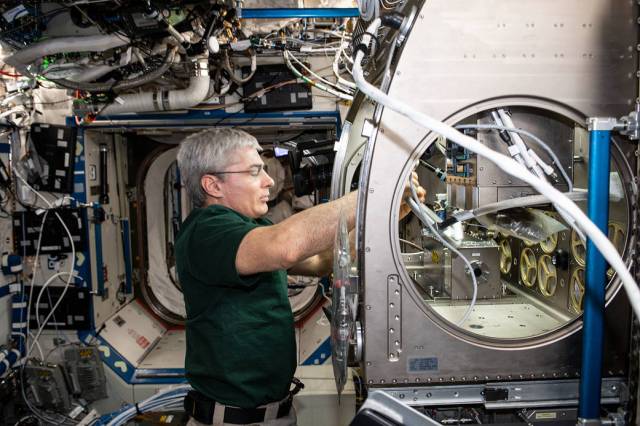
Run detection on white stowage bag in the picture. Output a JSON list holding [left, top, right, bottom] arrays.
[[145, 148, 186, 318]]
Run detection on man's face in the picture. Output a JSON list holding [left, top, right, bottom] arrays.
[[215, 146, 274, 218]]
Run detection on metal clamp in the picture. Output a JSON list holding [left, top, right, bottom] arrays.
[[586, 117, 623, 132], [619, 102, 640, 140]]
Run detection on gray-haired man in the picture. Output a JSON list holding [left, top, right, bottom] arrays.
[[176, 128, 424, 426]]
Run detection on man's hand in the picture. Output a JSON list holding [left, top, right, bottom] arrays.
[[399, 171, 426, 220]]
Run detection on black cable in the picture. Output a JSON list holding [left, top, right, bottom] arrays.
[[419, 159, 446, 181]]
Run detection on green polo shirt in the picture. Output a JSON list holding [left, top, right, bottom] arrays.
[[175, 205, 296, 408]]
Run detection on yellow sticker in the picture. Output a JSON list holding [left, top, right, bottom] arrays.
[[431, 251, 440, 264]]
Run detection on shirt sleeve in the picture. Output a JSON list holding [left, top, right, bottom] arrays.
[[186, 209, 264, 287]]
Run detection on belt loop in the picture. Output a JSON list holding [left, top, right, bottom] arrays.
[[264, 401, 279, 421], [212, 402, 226, 426]]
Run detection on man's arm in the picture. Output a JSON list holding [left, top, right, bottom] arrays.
[[288, 248, 333, 277], [236, 172, 425, 276], [289, 228, 357, 277], [236, 191, 357, 275]]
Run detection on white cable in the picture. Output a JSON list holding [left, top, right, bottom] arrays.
[[35, 272, 80, 332], [527, 149, 555, 176], [490, 111, 526, 167], [407, 184, 477, 326], [333, 36, 357, 90], [283, 51, 354, 101], [105, 385, 191, 426], [471, 116, 582, 240], [27, 331, 44, 360], [286, 50, 354, 95], [452, 191, 589, 224], [455, 124, 573, 191], [497, 109, 546, 179], [13, 170, 77, 357], [25, 208, 49, 360], [354, 19, 640, 320]]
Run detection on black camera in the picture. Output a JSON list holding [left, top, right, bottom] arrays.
[[286, 138, 335, 197]]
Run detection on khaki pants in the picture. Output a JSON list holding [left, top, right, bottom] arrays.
[[186, 398, 297, 426]]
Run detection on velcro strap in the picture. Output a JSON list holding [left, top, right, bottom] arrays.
[[185, 390, 292, 425], [224, 406, 266, 424]]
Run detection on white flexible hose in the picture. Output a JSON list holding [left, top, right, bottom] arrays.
[[354, 19, 640, 320], [101, 59, 210, 115], [5, 35, 130, 75]]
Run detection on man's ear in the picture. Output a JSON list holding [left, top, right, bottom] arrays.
[[201, 174, 224, 198]]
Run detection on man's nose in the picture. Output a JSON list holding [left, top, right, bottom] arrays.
[[262, 170, 275, 187]]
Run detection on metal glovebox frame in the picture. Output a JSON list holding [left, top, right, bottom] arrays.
[[343, 0, 639, 391]]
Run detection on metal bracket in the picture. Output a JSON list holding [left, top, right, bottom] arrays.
[[387, 275, 402, 362], [588, 104, 640, 139], [586, 117, 623, 132]]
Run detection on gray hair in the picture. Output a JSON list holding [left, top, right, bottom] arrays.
[[177, 128, 261, 207]]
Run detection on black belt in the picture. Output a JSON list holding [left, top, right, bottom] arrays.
[[184, 378, 304, 425]]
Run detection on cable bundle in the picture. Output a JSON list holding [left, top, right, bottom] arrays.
[[100, 385, 192, 426]]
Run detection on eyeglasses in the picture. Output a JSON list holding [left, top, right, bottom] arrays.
[[208, 164, 265, 178]]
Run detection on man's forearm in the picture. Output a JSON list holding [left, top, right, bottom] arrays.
[[275, 191, 357, 266]]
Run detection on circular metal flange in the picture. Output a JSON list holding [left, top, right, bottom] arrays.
[[374, 95, 637, 350], [570, 267, 586, 313], [498, 239, 513, 275], [608, 221, 626, 254], [540, 232, 558, 254], [519, 248, 537, 288], [537, 255, 558, 297], [570, 230, 586, 267]]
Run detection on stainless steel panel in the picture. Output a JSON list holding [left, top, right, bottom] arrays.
[[448, 238, 501, 300], [475, 110, 574, 189], [357, 0, 636, 386]]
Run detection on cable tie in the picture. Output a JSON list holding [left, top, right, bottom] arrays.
[[135, 403, 143, 416], [363, 32, 380, 52], [353, 32, 380, 60]]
